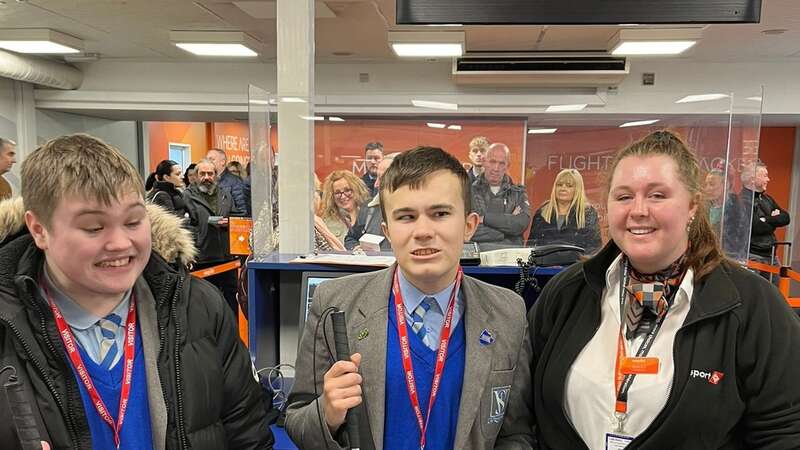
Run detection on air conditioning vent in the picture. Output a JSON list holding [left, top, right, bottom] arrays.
[[452, 54, 629, 87]]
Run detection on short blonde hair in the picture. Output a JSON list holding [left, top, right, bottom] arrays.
[[469, 136, 490, 151], [21, 133, 144, 227]]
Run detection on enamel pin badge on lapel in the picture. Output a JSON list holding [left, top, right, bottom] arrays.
[[357, 328, 369, 340], [479, 329, 495, 345]]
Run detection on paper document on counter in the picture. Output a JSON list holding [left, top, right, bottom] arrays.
[[289, 253, 396, 267]]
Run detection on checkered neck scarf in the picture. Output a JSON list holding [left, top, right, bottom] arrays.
[[624, 254, 688, 339]]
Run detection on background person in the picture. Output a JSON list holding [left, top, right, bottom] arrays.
[[528, 168, 601, 254], [145, 159, 190, 219], [320, 170, 370, 244], [467, 136, 489, 184], [524, 130, 800, 449], [0, 137, 17, 200], [206, 148, 249, 216], [183, 162, 198, 187], [344, 152, 399, 251], [226, 160, 244, 179], [361, 141, 384, 197], [470, 143, 531, 246], [183, 159, 241, 317], [740, 161, 790, 269]]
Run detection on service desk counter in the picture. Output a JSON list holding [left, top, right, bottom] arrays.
[[246, 253, 562, 369]]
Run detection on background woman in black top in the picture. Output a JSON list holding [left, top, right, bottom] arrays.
[[528, 168, 601, 254], [146, 159, 190, 219]]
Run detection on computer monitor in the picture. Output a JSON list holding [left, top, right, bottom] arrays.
[[299, 271, 356, 331]]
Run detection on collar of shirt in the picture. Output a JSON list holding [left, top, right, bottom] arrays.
[[42, 266, 132, 331], [396, 267, 461, 316], [368, 193, 380, 208], [604, 253, 694, 331]]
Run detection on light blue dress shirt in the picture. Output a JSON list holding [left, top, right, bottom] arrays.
[[41, 267, 131, 368], [396, 268, 463, 348]]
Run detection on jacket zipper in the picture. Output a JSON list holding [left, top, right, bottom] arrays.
[[628, 302, 741, 447], [172, 275, 189, 450], [157, 274, 188, 450], [1, 313, 80, 449]]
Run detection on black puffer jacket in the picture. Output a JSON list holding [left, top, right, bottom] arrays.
[[0, 201, 272, 449], [527, 204, 601, 254], [147, 181, 191, 220], [741, 188, 791, 258]]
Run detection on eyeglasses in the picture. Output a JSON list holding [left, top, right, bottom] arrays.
[[333, 188, 354, 198]]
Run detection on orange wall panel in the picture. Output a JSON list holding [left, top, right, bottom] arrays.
[[147, 122, 208, 171]]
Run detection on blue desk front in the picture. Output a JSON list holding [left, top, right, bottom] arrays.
[[246, 253, 562, 368]]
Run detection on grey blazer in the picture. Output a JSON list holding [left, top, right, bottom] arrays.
[[285, 265, 534, 450]]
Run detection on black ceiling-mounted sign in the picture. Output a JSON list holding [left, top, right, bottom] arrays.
[[396, 0, 761, 25]]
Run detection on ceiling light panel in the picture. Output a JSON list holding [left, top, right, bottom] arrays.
[[545, 104, 587, 112], [675, 93, 730, 103], [609, 28, 702, 56], [619, 119, 660, 128], [170, 31, 259, 57], [0, 29, 83, 54], [388, 31, 464, 58], [412, 99, 459, 111]]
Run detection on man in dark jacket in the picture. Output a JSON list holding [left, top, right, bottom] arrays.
[[0, 134, 272, 449], [470, 143, 531, 247], [361, 141, 384, 197], [206, 148, 250, 216], [344, 152, 398, 251], [184, 159, 241, 316], [741, 162, 790, 271]]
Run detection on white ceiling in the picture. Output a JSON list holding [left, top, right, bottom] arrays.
[[0, 0, 797, 63]]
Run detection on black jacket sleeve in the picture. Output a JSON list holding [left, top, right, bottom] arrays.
[[735, 277, 800, 447], [576, 207, 601, 254], [211, 281, 275, 449]]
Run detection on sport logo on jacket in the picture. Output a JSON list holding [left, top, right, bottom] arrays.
[[690, 369, 725, 385], [488, 385, 511, 424]]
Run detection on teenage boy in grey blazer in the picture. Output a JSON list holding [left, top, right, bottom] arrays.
[[286, 147, 534, 449]]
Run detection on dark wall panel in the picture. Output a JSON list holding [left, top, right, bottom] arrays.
[[397, 0, 761, 25]]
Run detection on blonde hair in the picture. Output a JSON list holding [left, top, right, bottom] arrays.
[[320, 170, 370, 221], [541, 169, 590, 228], [605, 130, 725, 281], [469, 136, 490, 151], [21, 133, 144, 227]]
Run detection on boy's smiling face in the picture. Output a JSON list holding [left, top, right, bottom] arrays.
[[27, 191, 152, 304]]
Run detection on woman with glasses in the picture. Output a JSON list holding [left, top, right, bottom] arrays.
[[528, 168, 601, 254], [320, 170, 370, 244]]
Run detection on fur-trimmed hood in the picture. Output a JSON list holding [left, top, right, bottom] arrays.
[[0, 197, 196, 266]]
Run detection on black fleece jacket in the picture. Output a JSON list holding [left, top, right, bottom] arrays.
[[527, 242, 800, 449]]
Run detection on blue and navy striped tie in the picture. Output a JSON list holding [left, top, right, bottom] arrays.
[[409, 297, 439, 350], [98, 313, 122, 369]]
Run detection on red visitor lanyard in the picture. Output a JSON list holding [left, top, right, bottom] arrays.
[[46, 286, 137, 449], [392, 266, 462, 450]]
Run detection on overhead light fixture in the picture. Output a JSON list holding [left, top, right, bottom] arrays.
[[447, 124, 462, 130], [746, 96, 763, 102], [528, 128, 558, 134], [545, 104, 587, 113], [299, 115, 325, 121], [411, 99, 458, 111], [0, 29, 82, 54], [619, 119, 660, 128], [328, 116, 345, 122], [609, 28, 701, 56], [426, 122, 446, 129], [170, 31, 258, 57], [389, 31, 464, 57], [280, 97, 307, 103], [675, 93, 729, 103]]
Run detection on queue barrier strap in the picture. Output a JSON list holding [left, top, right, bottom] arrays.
[[190, 260, 242, 278], [746, 259, 800, 309]]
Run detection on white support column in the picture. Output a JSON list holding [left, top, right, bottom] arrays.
[[11, 80, 36, 193], [277, 0, 314, 253]]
